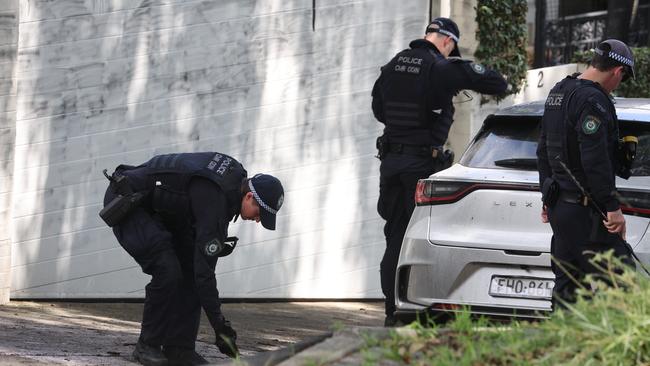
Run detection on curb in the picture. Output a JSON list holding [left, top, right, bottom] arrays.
[[278, 327, 417, 366], [223, 327, 417, 366], [217, 332, 333, 366]]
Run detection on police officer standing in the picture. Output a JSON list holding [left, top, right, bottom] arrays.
[[101, 152, 284, 365], [537, 39, 635, 306], [371, 18, 507, 325]]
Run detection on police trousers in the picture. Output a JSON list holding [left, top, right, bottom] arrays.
[[548, 200, 632, 306], [104, 188, 203, 349], [377, 163, 434, 317]]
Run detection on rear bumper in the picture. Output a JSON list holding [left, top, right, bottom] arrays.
[[395, 209, 554, 317], [394, 304, 550, 322]]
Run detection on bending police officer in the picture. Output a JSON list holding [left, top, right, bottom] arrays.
[[371, 17, 507, 325], [101, 152, 284, 365], [536, 39, 635, 306]]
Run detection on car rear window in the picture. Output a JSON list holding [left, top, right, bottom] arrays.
[[460, 116, 539, 170], [460, 116, 650, 177]]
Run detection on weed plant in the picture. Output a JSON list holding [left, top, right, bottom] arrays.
[[363, 252, 650, 365]]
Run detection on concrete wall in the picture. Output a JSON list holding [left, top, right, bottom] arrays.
[[0, 0, 18, 304], [8, 0, 430, 298]]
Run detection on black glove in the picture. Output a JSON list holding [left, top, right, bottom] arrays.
[[214, 320, 239, 358]]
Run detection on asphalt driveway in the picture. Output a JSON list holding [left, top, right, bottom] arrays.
[[0, 300, 384, 365]]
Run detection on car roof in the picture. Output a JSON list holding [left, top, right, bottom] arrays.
[[493, 98, 650, 122]]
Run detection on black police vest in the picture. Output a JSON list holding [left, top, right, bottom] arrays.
[[542, 77, 616, 188], [378, 46, 441, 129], [141, 152, 247, 220]]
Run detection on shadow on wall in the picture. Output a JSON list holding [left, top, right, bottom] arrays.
[[12, 1, 191, 298], [211, 0, 428, 298], [11, 0, 427, 300]]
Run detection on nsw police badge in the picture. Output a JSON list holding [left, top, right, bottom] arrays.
[[470, 62, 486, 74], [582, 116, 601, 135], [204, 238, 222, 257]]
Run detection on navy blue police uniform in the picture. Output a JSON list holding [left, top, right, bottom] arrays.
[[371, 20, 507, 321], [537, 74, 633, 304], [103, 152, 246, 362]]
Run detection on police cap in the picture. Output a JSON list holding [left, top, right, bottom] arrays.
[[248, 174, 284, 230], [593, 39, 635, 81], [426, 17, 461, 57]]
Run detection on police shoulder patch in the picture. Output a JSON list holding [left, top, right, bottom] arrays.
[[470, 62, 486, 74], [582, 115, 601, 135], [204, 238, 222, 257]]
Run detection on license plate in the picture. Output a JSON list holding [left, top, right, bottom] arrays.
[[489, 276, 554, 299]]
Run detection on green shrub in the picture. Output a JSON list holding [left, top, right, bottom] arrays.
[[572, 47, 650, 98], [474, 0, 528, 102]]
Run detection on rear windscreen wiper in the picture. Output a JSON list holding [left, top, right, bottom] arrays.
[[494, 158, 538, 169]]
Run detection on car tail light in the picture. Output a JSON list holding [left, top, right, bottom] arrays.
[[619, 190, 650, 218], [415, 180, 472, 206], [415, 180, 538, 206]]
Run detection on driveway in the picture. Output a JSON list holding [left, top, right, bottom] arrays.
[[0, 300, 384, 365]]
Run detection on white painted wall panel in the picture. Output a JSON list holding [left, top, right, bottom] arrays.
[[0, 0, 19, 303], [10, 0, 430, 298]]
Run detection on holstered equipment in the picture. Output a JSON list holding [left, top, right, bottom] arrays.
[[375, 135, 388, 160], [617, 135, 638, 179], [99, 169, 145, 227], [557, 190, 588, 207], [439, 149, 455, 170], [385, 142, 447, 159], [541, 177, 560, 207]]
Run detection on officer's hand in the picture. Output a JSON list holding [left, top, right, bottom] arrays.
[[603, 209, 626, 236], [214, 320, 239, 358], [541, 205, 549, 223]]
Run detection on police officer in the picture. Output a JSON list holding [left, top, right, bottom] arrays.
[[101, 152, 284, 365], [536, 39, 635, 306], [371, 17, 507, 325]]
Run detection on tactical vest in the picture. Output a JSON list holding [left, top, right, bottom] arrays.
[[378, 46, 442, 129], [542, 77, 616, 188], [139, 152, 247, 220]]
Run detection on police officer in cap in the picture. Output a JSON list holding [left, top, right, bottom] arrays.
[[371, 17, 507, 325], [537, 39, 635, 306], [101, 152, 284, 365]]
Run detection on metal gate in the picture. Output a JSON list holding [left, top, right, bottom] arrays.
[[534, 0, 650, 67]]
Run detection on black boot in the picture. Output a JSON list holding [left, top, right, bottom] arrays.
[[163, 346, 209, 366], [384, 314, 404, 327], [133, 340, 168, 366]]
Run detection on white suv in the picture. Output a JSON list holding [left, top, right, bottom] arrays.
[[395, 98, 650, 320]]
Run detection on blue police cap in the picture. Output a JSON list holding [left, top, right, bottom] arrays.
[[248, 174, 284, 230], [426, 17, 461, 57], [594, 39, 635, 80]]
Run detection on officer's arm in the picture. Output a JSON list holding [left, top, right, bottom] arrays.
[[439, 59, 507, 95], [371, 73, 385, 123], [575, 97, 619, 212], [188, 177, 230, 330]]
